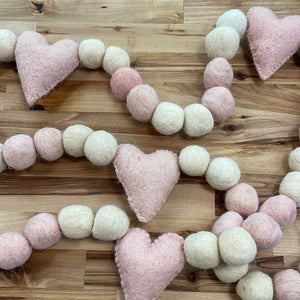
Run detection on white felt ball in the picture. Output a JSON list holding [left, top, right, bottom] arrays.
[[236, 271, 273, 300], [179, 145, 210, 176], [205, 26, 240, 60], [58, 205, 94, 239], [184, 231, 220, 269], [79, 39, 105, 69], [152, 102, 184, 135], [92, 205, 129, 241], [214, 260, 249, 283], [0, 143, 7, 172], [279, 171, 300, 207], [103, 46, 130, 75], [84, 130, 118, 166], [183, 103, 214, 137], [289, 147, 300, 171], [0, 29, 17, 62], [206, 157, 241, 190], [63, 124, 94, 158]]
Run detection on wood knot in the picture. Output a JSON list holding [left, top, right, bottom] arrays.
[[30, 104, 44, 111], [31, 1, 44, 14], [189, 273, 197, 282], [114, 26, 121, 32], [234, 71, 248, 81]]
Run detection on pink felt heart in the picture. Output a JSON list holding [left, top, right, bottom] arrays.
[[114, 144, 180, 223], [115, 228, 185, 300], [247, 7, 300, 80], [15, 31, 79, 106]]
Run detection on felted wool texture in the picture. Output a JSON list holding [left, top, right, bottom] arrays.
[[152, 102, 184, 135], [58, 205, 94, 239], [3, 134, 37, 171], [24, 213, 61, 250], [92, 205, 129, 241], [103, 46, 130, 75], [201, 86, 235, 123], [0, 143, 7, 172], [126, 84, 159, 122], [115, 228, 185, 300], [184, 231, 220, 269], [289, 147, 300, 171], [242, 212, 282, 250], [79, 39, 105, 69], [0, 232, 32, 270], [279, 171, 300, 207], [247, 7, 300, 80], [212, 211, 243, 237], [0, 29, 17, 62], [259, 195, 297, 230], [113, 144, 180, 223], [183, 103, 214, 137], [63, 124, 93, 157], [213, 260, 249, 283], [15, 31, 79, 106]]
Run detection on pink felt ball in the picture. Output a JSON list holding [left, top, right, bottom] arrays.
[[3, 134, 37, 171], [24, 213, 62, 250], [259, 195, 297, 230], [127, 84, 159, 122], [34, 127, 64, 162], [110, 67, 142, 101], [0, 232, 32, 270], [203, 57, 233, 89], [212, 211, 243, 237], [242, 212, 282, 250], [201, 86, 235, 122]]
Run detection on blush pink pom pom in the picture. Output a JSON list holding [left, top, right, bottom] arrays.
[[212, 211, 243, 237], [24, 213, 62, 250], [0, 232, 32, 270], [110, 67, 142, 101], [201, 87, 235, 122], [3, 134, 37, 171]]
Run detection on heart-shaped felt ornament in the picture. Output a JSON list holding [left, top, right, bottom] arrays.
[[115, 228, 185, 300], [113, 144, 180, 223], [15, 31, 79, 106], [247, 7, 300, 80]]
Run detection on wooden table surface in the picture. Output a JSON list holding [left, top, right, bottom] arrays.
[[0, 1, 299, 299]]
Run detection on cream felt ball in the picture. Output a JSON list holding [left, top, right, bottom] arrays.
[[0, 232, 32, 270], [152, 102, 184, 135], [84, 130, 118, 166], [205, 26, 240, 60], [127, 84, 159, 122], [213, 260, 249, 283], [212, 211, 243, 237], [103, 46, 130, 75], [279, 171, 300, 207], [0, 143, 7, 172], [0, 29, 17, 62], [184, 231, 220, 269], [183, 103, 214, 137], [179, 145, 210, 176], [3, 134, 37, 171], [206, 157, 241, 191], [289, 147, 300, 171], [92, 205, 129, 241], [79, 39, 105, 69], [201, 86, 235, 123], [58, 205, 94, 239], [24, 213, 61, 250]]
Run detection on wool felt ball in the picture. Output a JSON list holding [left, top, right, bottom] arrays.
[[103, 46, 130, 75], [58, 205, 94, 239], [205, 26, 240, 60], [63, 124, 93, 157], [0, 143, 7, 172], [203, 57, 233, 89], [0, 232, 32, 270], [279, 171, 300, 207], [79, 39, 105, 69], [225, 183, 259, 217], [183, 103, 214, 137], [184, 231, 220, 269], [126, 84, 159, 122], [152, 102, 184, 135], [218, 227, 257, 266], [213, 260, 249, 283], [92, 205, 129, 241], [212, 211, 243, 237], [236, 271, 273, 300], [179, 145, 210, 176], [110, 67, 142, 101], [24, 213, 61, 250], [3, 134, 37, 171], [0, 29, 17, 62], [242, 212, 282, 250], [289, 147, 300, 171], [84, 130, 118, 166], [206, 157, 241, 191], [201, 86, 235, 123]]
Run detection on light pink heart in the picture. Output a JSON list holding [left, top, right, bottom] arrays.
[[247, 7, 300, 80], [113, 144, 180, 223], [115, 228, 185, 300], [15, 31, 79, 106]]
